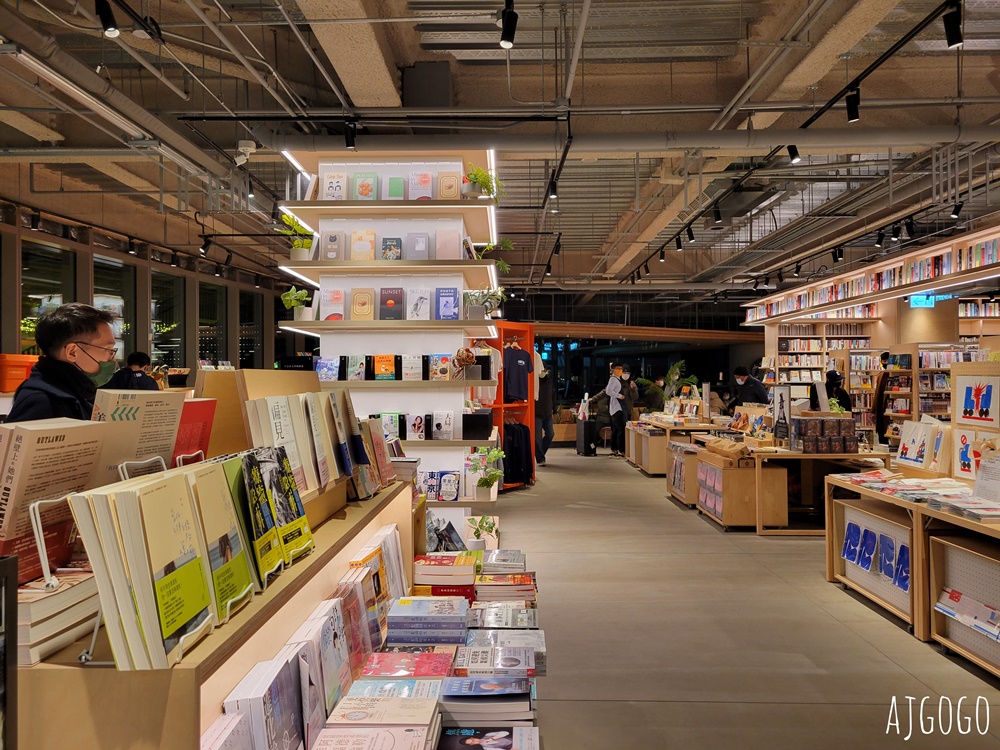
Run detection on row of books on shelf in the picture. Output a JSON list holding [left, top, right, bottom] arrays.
[[959, 301, 1000, 317], [885, 375, 912, 391], [313, 287, 461, 322], [849, 354, 883, 371], [919, 372, 952, 391], [956, 238, 1000, 271], [774, 370, 824, 383], [904, 253, 953, 283], [886, 398, 912, 415], [887, 353, 913, 370], [826, 338, 872, 350], [314, 167, 467, 202], [918, 349, 988, 367], [746, 300, 877, 323], [308, 229, 476, 263], [776, 323, 870, 336], [850, 374, 875, 391], [841, 520, 910, 592], [918, 398, 950, 415], [778, 338, 823, 352], [776, 354, 835, 367], [317, 354, 465, 383]]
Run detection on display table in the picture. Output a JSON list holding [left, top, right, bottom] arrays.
[[694, 451, 788, 530], [666, 441, 703, 507], [825, 474, 1000, 682], [625, 421, 668, 475]]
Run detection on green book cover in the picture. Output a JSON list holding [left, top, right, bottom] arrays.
[[387, 176, 405, 199]]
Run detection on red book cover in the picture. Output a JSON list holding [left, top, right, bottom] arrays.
[[415, 584, 476, 604], [0, 520, 76, 585], [360, 651, 454, 678], [171, 398, 217, 467]]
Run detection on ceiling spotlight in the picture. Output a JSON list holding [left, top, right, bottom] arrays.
[[831, 249, 839, 264], [248, 180, 255, 200], [659, 247, 665, 262], [200, 236, 212, 256], [495, 9, 505, 27], [345, 121, 357, 151], [500, 2, 518, 49], [902, 296, 909, 302], [713, 295, 718, 305], [254, 275, 262, 288], [837, 246, 845, 262], [630, 273, 636, 285], [549, 205, 559, 214], [793, 262, 801, 277], [675, 236, 683, 251], [891, 224, 900, 241], [905, 217, 916, 238], [713, 206, 723, 224], [777, 269, 785, 283], [225, 250, 233, 267], [95, 0, 120, 38], [951, 201, 964, 219], [29, 211, 40, 230], [214, 263, 223, 277], [636, 266, 643, 280], [544, 262, 551, 277], [990, 292, 996, 302], [753, 277, 760, 291], [547, 173, 558, 200], [845, 87, 861, 123], [643, 262, 650, 275], [787, 144, 801, 164], [875, 229, 885, 248], [170, 251, 180, 267], [763, 275, 770, 287], [127, 238, 137, 255], [686, 225, 695, 242], [943, 1, 963, 49]]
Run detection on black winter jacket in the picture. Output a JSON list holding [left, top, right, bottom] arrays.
[[4, 357, 97, 423]]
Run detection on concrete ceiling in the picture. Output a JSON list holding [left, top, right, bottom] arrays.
[[0, 0, 998, 327]]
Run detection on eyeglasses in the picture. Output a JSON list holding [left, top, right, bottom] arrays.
[[72, 341, 119, 361]]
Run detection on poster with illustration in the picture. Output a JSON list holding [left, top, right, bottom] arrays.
[[955, 375, 1000, 431], [772, 385, 791, 441], [953, 428, 983, 480], [896, 421, 931, 469]]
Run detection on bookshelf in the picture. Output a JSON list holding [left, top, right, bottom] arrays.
[[767, 321, 873, 401]]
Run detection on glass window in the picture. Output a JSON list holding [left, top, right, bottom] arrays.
[[199, 282, 227, 364], [21, 243, 75, 354], [151, 271, 185, 368], [239, 290, 264, 369], [93, 255, 136, 358]]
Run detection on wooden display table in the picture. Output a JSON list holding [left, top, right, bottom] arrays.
[[694, 451, 788, 530], [666, 442, 703, 507], [625, 421, 668, 475], [551, 423, 576, 444], [20, 481, 411, 750]]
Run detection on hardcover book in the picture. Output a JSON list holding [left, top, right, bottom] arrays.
[[350, 230, 376, 261], [432, 411, 454, 440], [438, 172, 461, 199], [406, 287, 432, 320], [321, 172, 349, 201], [319, 288, 346, 321], [438, 728, 539, 750], [320, 231, 345, 260], [237, 452, 284, 585], [403, 232, 430, 260], [316, 358, 340, 381], [406, 414, 426, 440], [408, 172, 433, 199], [347, 355, 367, 382], [381, 237, 402, 261], [402, 355, 424, 382], [387, 176, 405, 199], [429, 356, 452, 381], [374, 355, 396, 381], [347, 678, 443, 699], [453, 647, 536, 677], [353, 172, 377, 200], [359, 652, 455, 679], [379, 288, 405, 320], [326, 696, 439, 727], [434, 287, 460, 320], [351, 288, 376, 320], [435, 229, 463, 260]]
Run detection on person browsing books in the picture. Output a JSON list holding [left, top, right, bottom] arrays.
[[810, 369, 853, 412], [101, 351, 160, 390], [730, 365, 768, 408], [5, 303, 117, 423], [535, 365, 556, 466]]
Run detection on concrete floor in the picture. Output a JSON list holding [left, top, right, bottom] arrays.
[[499, 448, 1000, 749]]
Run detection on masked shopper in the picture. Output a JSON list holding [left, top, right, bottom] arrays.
[[535, 366, 556, 466], [731, 365, 769, 408], [5, 303, 118, 423]]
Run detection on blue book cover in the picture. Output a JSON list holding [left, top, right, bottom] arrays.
[[856, 528, 877, 571], [346, 678, 442, 699], [441, 677, 532, 698], [315, 358, 339, 382], [434, 287, 460, 320], [878, 534, 895, 579], [841, 522, 861, 563], [388, 597, 468, 622], [893, 544, 910, 592]]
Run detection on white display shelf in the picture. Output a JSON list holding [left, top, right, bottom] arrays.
[[279, 200, 496, 244], [279, 320, 498, 338], [402, 427, 498, 448], [280, 260, 498, 290], [321, 380, 497, 391]]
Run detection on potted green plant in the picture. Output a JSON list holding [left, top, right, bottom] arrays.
[[476, 238, 513, 274], [276, 213, 315, 261], [281, 286, 313, 320], [463, 163, 506, 203], [466, 515, 498, 551], [467, 446, 505, 504], [463, 287, 507, 319]]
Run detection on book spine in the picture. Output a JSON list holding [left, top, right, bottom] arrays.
[[0, 430, 26, 539], [386, 616, 468, 626], [387, 619, 470, 630], [384, 633, 467, 644]]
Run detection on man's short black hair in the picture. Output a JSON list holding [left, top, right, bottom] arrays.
[[35, 303, 115, 357], [881, 351, 890, 361], [127, 351, 151, 368], [734, 366, 750, 377]]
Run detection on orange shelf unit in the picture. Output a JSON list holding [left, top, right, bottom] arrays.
[[485, 321, 536, 490]]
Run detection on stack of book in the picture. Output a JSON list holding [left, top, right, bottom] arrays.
[[385, 596, 469, 645], [359, 650, 455, 680], [453, 646, 536, 678], [413, 553, 478, 600], [314, 725, 436, 750], [346, 676, 444, 699], [437, 727, 540, 749], [17, 571, 100, 666], [465, 630, 546, 676], [325, 696, 441, 741], [439, 676, 536, 726], [481, 550, 526, 574], [200, 713, 251, 750], [222, 643, 306, 750], [474, 573, 538, 604]]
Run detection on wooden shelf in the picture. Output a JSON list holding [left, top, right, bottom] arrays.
[[401, 427, 499, 448], [885, 412, 914, 418], [321, 379, 497, 390], [279, 319, 498, 338], [279, 200, 496, 243], [425, 498, 497, 509], [279, 260, 498, 290]]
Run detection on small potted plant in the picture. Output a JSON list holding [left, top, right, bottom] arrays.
[[281, 286, 313, 320], [463, 287, 506, 319], [463, 163, 506, 203], [467, 446, 505, 504], [276, 213, 315, 261], [476, 238, 513, 273], [466, 515, 498, 551]]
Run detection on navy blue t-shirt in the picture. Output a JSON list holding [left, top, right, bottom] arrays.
[[503, 347, 534, 402]]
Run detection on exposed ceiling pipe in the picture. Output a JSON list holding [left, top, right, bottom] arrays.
[[253, 127, 1000, 155], [562, 0, 591, 102], [0, 4, 226, 179]]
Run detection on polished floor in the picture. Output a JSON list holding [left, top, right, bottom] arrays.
[[500, 448, 1000, 749]]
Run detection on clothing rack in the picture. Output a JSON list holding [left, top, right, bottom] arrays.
[[485, 320, 536, 490]]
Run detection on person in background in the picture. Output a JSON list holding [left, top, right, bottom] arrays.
[[810, 369, 853, 412], [619, 364, 639, 418], [5, 303, 117, 423], [730, 365, 769, 408], [709, 389, 728, 416], [645, 375, 666, 412], [535, 366, 556, 466], [102, 351, 160, 390], [873, 351, 892, 443], [590, 362, 627, 457]]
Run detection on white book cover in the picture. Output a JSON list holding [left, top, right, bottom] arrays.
[[303, 393, 336, 487], [308, 598, 354, 700], [201, 713, 252, 750], [256, 396, 310, 492], [320, 171, 349, 201], [401, 355, 423, 382], [408, 172, 433, 199], [288, 613, 341, 718], [382, 414, 401, 441], [405, 287, 432, 321], [314, 727, 429, 750], [318, 288, 346, 321], [403, 233, 430, 261], [432, 411, 454, 441], [326, 697, 438, 727]]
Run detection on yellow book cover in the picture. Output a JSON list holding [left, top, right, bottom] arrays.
[[238, 452, 285, 584], [350, 230, 376, 261], [255, 447, 315, 565]]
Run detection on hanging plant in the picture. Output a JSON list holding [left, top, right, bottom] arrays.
[[464, 163, 506, 203], [280, 286, 311, 309], [476, 237, 513, 273], [276, 213, 313, 250]]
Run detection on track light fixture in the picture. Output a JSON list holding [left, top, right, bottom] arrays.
[[686, 225, 695, 243], [214, 263, 223, 277], [500, 0, 518, 49], [990, 292, 996, 303], [943, 1, 963, 49], [254, 275, 261, 288], [786, 145, 801, 164], [837, 246, 845, 262], [547, 172, 557, 200], [777, 269, 785, 284], [903, 296, 909, 302], [127, 238, 137, 255], [553, 237, 561, 256], [225, 250, 233, 267], [763, 274, 770, 287], [905, 217, 916, 239], [794, 262, 801, 278], [549, 204, 559, 214], [951, 201, 964, 219], [345, 121, 357, 151], [891, 224, 900, 241], [875, 229, 885, 248], [199, 236, 212, 256], [675, 236, 683, 251], [544, 262, 551, 277], [29, 211, 40, 230], [636, 266, 643, 280], [95, 0, 119, 38], [713, 295, 718, 305], [630, 273, 636, 285], [752, 277, 760, 291], [845, 87, 861, 123], [713, 206, 723, 224], [831, 249, 839, 264], [643, 262, 650, 275], [659, 247, 665, 262], [170, 252, 180, 267], [248, 180, 255, 200]]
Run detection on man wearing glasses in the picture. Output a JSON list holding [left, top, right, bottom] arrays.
[[5, 302, 118, 423]]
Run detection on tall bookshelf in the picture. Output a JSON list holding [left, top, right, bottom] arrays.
[[277, 149, 502, 499], [768, 320, 873, 401]]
